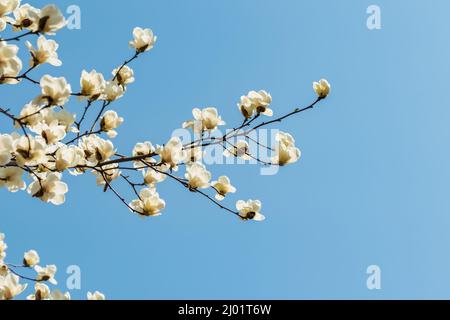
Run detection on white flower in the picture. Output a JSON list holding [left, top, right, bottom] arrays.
[[34, 265, 57, 285], [183, 107, 225, 133], [0, 0, 20, 31], [129, 27, 157, 53], [37, 5, 66, 35], [25, 36, 61, 67], [0, 233, 6, 261], [13, 135, 47, 166], [18, 102, 43, 128], [27, 283, 50, 300], [112, 65, 134, 86], [42, 108, 76, 133], [0, 134, 13, 166], [37, 75, 72, 106], [211, 176, 236, 201], [23, 250, 40, 267], [80, 70, 106, 100], [185, 146, 203, 164], [94, 164, 121, 187], [0, 273, 27, 300], [32, 120, 67, 144], [0, 41, 22, 84], [313, 79, 331, 98], [271, 131, 301, 166], [143, 168, 166, 187], [79, 135, 115, 165], [236, 200, 265, 221], [55, 145, 85, 172], [100, 110, 124, 138], [50, 289, 71, 300], [28, 173, 68, 206], [132, 141, 156, 169], [158, 137, 186, 171], [223, 140, 251, 160], [0, 167, 25, 192], [102, 81, 124, 101], [12, 3, 40, 32], [185, 163, 211, 190], [129, 188, 166, 217], [87, 291, 106, 300], [238, 90, 273, 118]]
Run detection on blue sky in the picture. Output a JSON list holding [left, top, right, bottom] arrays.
[[2, 0, 450, 299]]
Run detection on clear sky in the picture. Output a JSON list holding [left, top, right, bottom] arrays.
[[2, 0, 450, 299]]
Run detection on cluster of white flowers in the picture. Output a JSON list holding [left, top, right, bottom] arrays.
[[0, 1, 331, 227], [0, 232, 105, 300]]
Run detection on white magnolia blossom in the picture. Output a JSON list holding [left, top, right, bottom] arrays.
[[34, 264, 57, 285], [238, 90, 273, 118], [13, 135, 47, 166], [55, 145, 85, 172], [32, 120, 67, 144], [0, 233, 7, 260], [313, 79, 331, 98], [41, 108, 77, 133], [49, 289, 71, 300], [0, 41, 22, 84], [19, 102, 43, 128], [37, 4, 66, 35], [12, 3, 40, 32], [79, 135, 115, 165], [158, 137, 186, 171], [185, 163, 211, 190], [132, 141, 156, 168], [28, 173, 68, 206], [94, 163, 121, 186], [0, 273, 27, 300], [25, 35, 61, 67], [27, 283, 51, 300], [100, 110, 124, 138], [112, 65, 134, 86], [223, 140, 251, 160], [236, 200, 265, 222], [102, 80, 124, 101], [129, 27, 157, 53], [87, 291, 106, 301], [0, 133, 14, 166], [183, 107, 225, 133], [211, 176, 236, 201], [0, 167, 25, 192], [80, 69, 106, 100], [129, 188, 166, 217], [272, 131, 301, 166], [143, 168, 166, 187], [37, 75, 72, 106], [0, 0, 19, 31], [23, 250, 40, 267], [185, 146, 203, 164]]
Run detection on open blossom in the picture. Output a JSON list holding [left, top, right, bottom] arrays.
[[236, 200, 265, 222], [212, 176, 236, 201], [14, 135, 47, 166], [238, 90, 273, 118], [79, 135, 115, 165], [313, 79, 331, 98], [101, 110, 124, 138], [34, 265, 57, 285], [28, 173, 68, 206], [18, 102, 43, 128], [0, 273, 27, 300], [143, 168, 166, 187], [185, 146, 203, 164], [129, 188, 166, 217], [183, 107, 225, 133], [129, 27, 157, 53], [23, 250, 40, 267], [0, 167, 25, 192], [0, 0, 19, 31], [272, 131, 301, 166], [223, 140, 251, 160], [158, 137, 186, 171], [94, 164, 121, 186], [185, 163, 211, 190], [55, 145, 85, 172], [113, 65, 134, 86], [42, 108, 77, 133], [25, 36, 62, 67], [102, 81, 124, 101], [80, 70, 105, 100], [0, 233, 7, 260], [132, 141, 156, 168], [37, 5, 66, 35], [32, 120, 67, 144], [37, 75, 72, 106], [87, 291, 106, 300], [0, 134, 14, 166], [0, 41, 22, 84], [12, 3, 40, 31], [50, 290, 71, 300], [27, 283, 51, 300]]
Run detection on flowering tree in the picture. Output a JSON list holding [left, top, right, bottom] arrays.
[[0, 1, 331, 299]]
